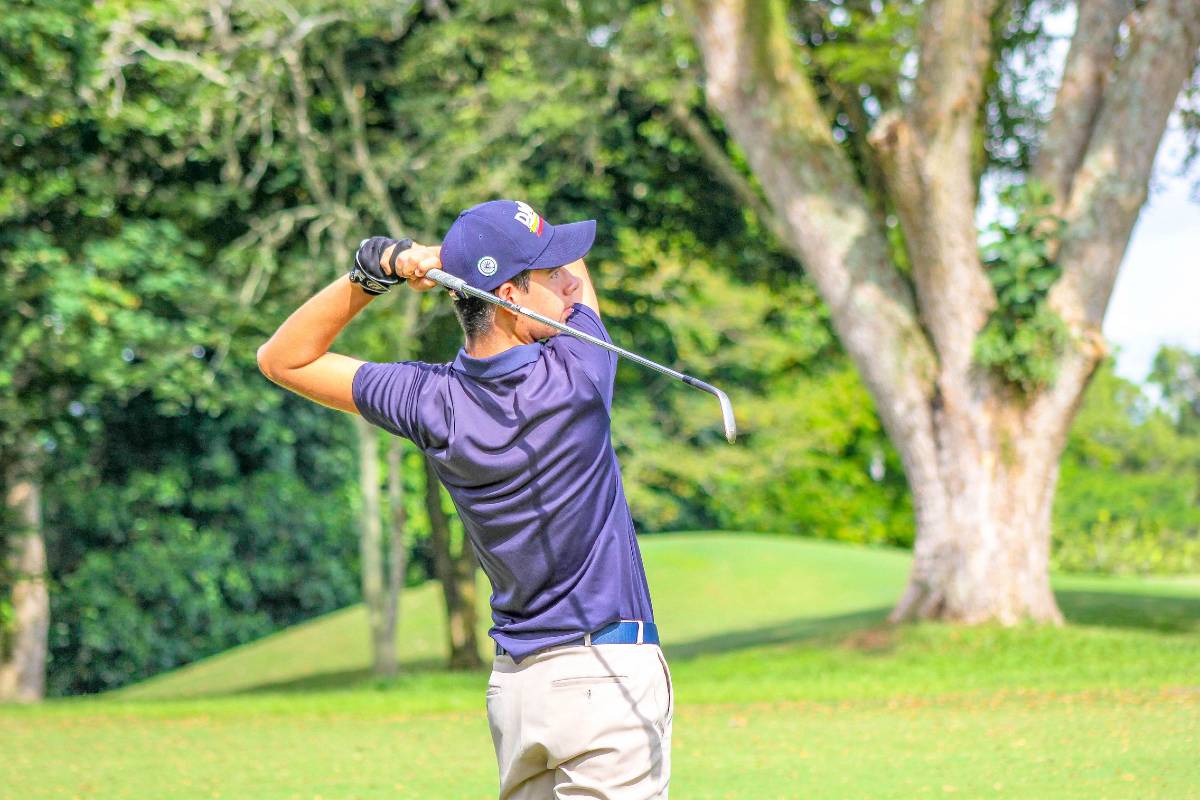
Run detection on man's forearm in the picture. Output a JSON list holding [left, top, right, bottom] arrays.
[[257, 275, 373, 374]]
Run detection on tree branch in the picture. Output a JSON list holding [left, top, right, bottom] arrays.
[[684, 0, 943, 506], [282, 45, 334, 207], [1052, 0, 1200, 328], [663, 100, 790, 246], [1033, 0, 1134, 209], [329, 52, 425, 347], [1028, 0, 1200, 448], [126, 32, 233, 87], [869, 0, 999, 381]]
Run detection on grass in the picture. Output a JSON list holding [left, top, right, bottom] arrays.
[[2, 532, 1199, 798]]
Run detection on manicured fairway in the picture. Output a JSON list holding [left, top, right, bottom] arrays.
[[3, 533, 1198, 799]]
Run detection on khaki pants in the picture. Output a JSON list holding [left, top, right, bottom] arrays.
[[486, 640, 674, 799]]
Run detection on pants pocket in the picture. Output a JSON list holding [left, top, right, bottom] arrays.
[[654, 647, 673, 725], [550, 674, 627, 688]]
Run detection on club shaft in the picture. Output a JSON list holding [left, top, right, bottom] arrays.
[[424, 268, 736, 442], [429, 269, 693, 384]]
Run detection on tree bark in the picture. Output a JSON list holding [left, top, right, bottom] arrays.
[[423, 456, 482, 670], [354, 416, 396, 677], [872, 0, 1000, 379], [1032, 0, 1134, 211], [890, 398, 1066, 623], [0, 462, 49, 703]]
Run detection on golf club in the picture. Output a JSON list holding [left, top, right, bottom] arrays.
[[424, 267, 737, 444]]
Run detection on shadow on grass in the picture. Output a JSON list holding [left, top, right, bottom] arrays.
[[1056, 590, 1200, 634], [662, 607, 892, 663], [233, 610, 895, 695], [227, 588, 1200, 695], [233, 657, 452, 695]]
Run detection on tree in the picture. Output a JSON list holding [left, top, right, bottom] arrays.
[[1150, 346, 1200, 436], [92, 0, 471, 676], [92, 0, 645, 674], [1052, 353, 1200, 575], [43, 393, 363, 696], [1, 447, 46, 703], [681, 0, 1200, 621], [0, 0, 248, 700]]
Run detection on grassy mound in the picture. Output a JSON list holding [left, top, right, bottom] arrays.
[[112, 532, 912, 700]]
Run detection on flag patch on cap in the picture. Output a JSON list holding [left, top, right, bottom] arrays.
[[513, 201, 545, 236]]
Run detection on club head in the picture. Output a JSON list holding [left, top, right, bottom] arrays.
[[714, 387, 737, 444]]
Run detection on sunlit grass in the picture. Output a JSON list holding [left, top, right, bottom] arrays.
[[3, 533, 1198, 798]]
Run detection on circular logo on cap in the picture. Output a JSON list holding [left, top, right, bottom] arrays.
[[477, 256, 498, 277]]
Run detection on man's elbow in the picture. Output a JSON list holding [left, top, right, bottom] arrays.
[[256, 343, 281, 383]]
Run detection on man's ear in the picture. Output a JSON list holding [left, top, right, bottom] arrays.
[[495, 280, 518, 304], [492, 281, 520, 326]]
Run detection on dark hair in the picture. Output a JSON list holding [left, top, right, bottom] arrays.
[[452, 269, 531, 340]]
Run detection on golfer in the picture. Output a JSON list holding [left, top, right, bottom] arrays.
[[257, 199, 673, 799]]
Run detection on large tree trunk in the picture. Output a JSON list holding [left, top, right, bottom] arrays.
[[0, 463, 49, 703], [890, 396, 1072, 623], [354, 416, 397, 677], [423, 456, 482, 670], [684, 0, 1200, 624]]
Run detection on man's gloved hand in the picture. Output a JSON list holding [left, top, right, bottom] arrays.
[[350, 236, 413, 295]]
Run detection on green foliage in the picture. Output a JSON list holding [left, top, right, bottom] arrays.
[[42, 393, 364, 696], [978, 0, 1071, 175], [974, 181, 1068, 393], [0, 595, 12, 660], [1053, 357, 1200, 575], [595, 226, 911, 544], [1053, 508, 1200, 575], [808, 2, 917, 90], [1149, 346, 1200, 436], [0, 0, 258, 462]]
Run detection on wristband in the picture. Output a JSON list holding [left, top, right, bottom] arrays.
[[348, 267, 396, 296]]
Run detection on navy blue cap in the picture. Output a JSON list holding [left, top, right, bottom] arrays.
[[440, 199, 596, 291]]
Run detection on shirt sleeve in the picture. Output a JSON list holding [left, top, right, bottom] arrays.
[[551, 303, 618, 407], [351, 361, 437, 447]]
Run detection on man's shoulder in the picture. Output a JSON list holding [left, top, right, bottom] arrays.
[[369, 359, 454, 375], [411, 359, 455, 374], [352, 359, 451, 379], [352, 360, 453, 404], [541, 304, 617, 405]]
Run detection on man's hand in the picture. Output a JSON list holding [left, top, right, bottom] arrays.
[[383, 242, 442, 292]]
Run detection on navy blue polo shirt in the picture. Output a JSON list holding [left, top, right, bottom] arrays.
[[352, 303, 655, 663]]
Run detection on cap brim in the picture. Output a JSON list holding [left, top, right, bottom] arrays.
[[529, 219, 596, 269]]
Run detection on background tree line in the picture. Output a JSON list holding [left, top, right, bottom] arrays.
[[2, 0, 1197, 698]]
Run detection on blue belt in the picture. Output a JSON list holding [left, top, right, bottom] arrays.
[[495, 620, 659, 657]]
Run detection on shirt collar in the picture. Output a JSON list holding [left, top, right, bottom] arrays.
[[452, 341, 542, 379]]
